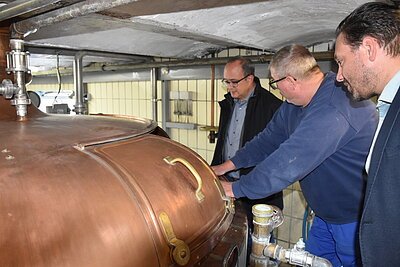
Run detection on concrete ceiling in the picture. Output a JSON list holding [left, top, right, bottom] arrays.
[[0, 0, 375, 71]]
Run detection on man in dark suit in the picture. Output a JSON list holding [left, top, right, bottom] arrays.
[[335, 2, 400, 266], [211, 57, 283, 257]]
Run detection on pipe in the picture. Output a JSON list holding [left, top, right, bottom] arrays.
[[0, 0, 65, 21], [302, 205, 313, 242], [249, 205, 332, 267], [210, 64, 215, 127], [73, 49, 146, 115], [150, 67, 158, 121], [249, 204, 283, 266], [73, 51, 86, 115], [31, 52, 334, 77], [8, 38, 31, 120], [265, 241, 332, 267], [88, 52, 333, 69], [208, 64, 217, 143], [25, 44, 152, 63], [12, 0, 140, 37], [161, 80, 170, 135]]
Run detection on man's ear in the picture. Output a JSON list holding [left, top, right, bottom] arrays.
[[361, 36, 379, 62], [287, 76, 297, 85], [287, 76, 298, 91], [248, 74, 255, 83]]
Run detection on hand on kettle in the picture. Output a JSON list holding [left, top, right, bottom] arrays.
[[220, 180, 234, 198], [211, 160, 236, 176]]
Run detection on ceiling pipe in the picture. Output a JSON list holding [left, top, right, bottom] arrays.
[[85, 52, 334, 70], [0, 0, 82, 22], [31, 51, 334, 77], [72, 49, 150, 63], [12, 0, 140, 38], [25, 44, 153, 63], [72, 49, 148, 115], [71, 49, 154, 115]]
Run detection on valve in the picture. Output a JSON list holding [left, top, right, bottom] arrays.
[[263, 238, 332, 267], [249, 205, 332, 267], [0, 79, 19, 99]]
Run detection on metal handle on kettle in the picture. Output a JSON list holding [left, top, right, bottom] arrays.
[[213, 177, 235, 214], [164, 156, 205, 202]]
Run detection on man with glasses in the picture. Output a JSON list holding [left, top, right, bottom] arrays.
[[335, 2, 400, 266], [211, 56, 282, 260], [212, 45, 377, 267]]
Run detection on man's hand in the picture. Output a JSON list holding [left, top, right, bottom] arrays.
[[211, 160, 236, 176], [221, 180, 235, 197]]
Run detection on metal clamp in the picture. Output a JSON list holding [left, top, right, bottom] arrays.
[[163, 156, 205, 202], [6, 50, 30, 73], [159, 212, 190, 266], [214, 178, 235, 214]]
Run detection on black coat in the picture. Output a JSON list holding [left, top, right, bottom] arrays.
[[211, 77, 283, 210], [359, 86, 400, 267]]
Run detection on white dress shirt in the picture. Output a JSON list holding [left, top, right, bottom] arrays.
[[366, 70, 400, 172]]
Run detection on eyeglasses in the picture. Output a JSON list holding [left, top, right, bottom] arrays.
[[268, 76, 288, 89], [221, 74, 250, 88]]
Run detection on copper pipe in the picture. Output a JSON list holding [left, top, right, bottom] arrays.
[[210, 64, 215, 127], [206, 64, 218, 143]]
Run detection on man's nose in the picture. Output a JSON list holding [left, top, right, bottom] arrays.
[[336, 66, 344, 82]]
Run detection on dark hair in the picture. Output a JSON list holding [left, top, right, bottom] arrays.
[[226, 56, 255, 76], [336, 2, 400, 56]]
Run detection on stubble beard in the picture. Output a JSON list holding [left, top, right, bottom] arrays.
[[347, 67, 378, 101]]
